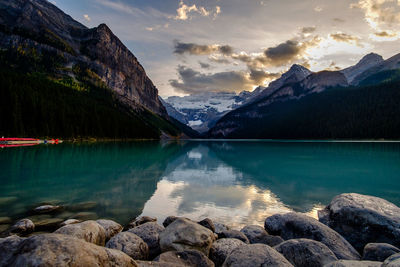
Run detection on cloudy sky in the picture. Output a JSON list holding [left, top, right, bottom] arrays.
[[54, 0, 400, 97]]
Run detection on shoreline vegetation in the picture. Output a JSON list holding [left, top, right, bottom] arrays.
[[1, 193, 399, 266]]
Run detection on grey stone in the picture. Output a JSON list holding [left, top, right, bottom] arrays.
[[54, 220, 106, 246], [363, 243, 400, 262], [265, 212, 360, 260], [128, 216, 157, 229], [219, 230, 249, 244], [2, 233, 138, 266], [324, 260, 382, 267], [136, 261, 181, 267], [159, 218, 215, 256], [0, 235, 25, 266], [222, 243, 293, 267], [319, 193, 400, 251], [33, 205, 62, 214], [214, 223, 230, 235], [60, 219, 81, 226], [96, 219, 123, 240], [155, 250, 214, 267], [209, 238, 245, 267], [240, 225, 283, 246], [162, 216, 179, 228], [198, 218, 216, 233], [382, 253, 400, 267], [275, 238, 338, 267], [106, 231, 149, 260], [10, 219, 35, 235], [129, 222, 165, 259]]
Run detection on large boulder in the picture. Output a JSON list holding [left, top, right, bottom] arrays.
[[219, 230, 249, 244], [155, 250, 214, 267], [159, 218, 216, 256], [324, 260, 382, 267], [265, 212, 360, 260], [382, 253, 400, 267], [240, 225, 283, 246], [363, 243, 400, 262], [275, 238, 338, 267], [10, 219, 35, 235], [222, 243, 293, 267], [209, 238, 245, 267], [96, 219, 123, 240], [106, 232, 149, 260], [318, 193, 400, 251], [54, 220, 106, 246], [128, 222, 165, 259], [2, 233, 138, 266], [0, 235, 25, 266]]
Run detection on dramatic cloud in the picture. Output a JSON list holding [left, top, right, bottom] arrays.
[[173, 1, 221, 20], [174, 41, 234, 56], [330, 32, 361, 44], [169, 65, 277, 94], [351, 0, 400, 40]]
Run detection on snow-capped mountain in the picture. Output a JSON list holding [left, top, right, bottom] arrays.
[[163, 91, 257, 133]]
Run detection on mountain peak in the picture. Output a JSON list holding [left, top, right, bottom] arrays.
[[341, 53, 384, 84], [358, 53, 384, 65]]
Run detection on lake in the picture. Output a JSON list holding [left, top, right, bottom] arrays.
[[1, 141, 399, 229]]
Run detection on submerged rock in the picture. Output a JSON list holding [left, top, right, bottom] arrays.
[[198, 218, 216, 233], [67, 201, 98, 211], [319, 193, 400, 251], [33, 217, 63, 231], [219, 230, 249, 244], [72, 211, 98, 221], [54, 220, 106, 246], [222, 243, 293, 267], [209, 238, 245, 267], [129, 222, 165, 259], [265, 212, 360, 260], [382, 253, 400, 267], [240, 225, 283, 246], [324, 260, 382, 267], [106, 231, 149, 260], [33, 205, 62, 214], [2, 233, 138, 266], [160, 218, 215, 256], [363, 243, 400, 262], [96, 219, 123, 240], [155, 250, 214, 267], [275, 238, 338, 267], [127, 216, 157, 229], [10, 219, 35, 235], [0, 217, 12, 224]]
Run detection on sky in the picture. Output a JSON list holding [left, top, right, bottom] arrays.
[[52, 0, 400, 97]]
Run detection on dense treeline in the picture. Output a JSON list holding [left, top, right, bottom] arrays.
[[0, 69, 173, 139], [210, 80, 400, 139]]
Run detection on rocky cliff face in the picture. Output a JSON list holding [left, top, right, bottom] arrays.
[[0, 0, 167, 116]]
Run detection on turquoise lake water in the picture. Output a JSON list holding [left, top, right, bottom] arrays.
[[0, 141, 399, 228]]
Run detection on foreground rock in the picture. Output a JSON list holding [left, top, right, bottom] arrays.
[[382, 253, 400, 267], [128, 216, 157, 229], [198, 218, 216, 233], [275, 238, 338, 267], [324, 260, 382, 267], [129, 222, 165, 259], [155, 250, 214, 267], [265, 212, 360, 260], [160, 218, 215, 256], [0, 235, 25, 266], [1, 233, 138, 266], [219, 230, 249, 244], [222, 243, 293, 267], [96, 219, 123, 240], [162, 216, 179, 228], [240, 225, 283, 246], [54, 220, 106, 246], [10, 219, 35, 235], [209, 238, 245, 267], [106, 232, 149, 260], [318, 193, 400, 251], [214, 223, 230, 235], [363, 243, 400, 262]]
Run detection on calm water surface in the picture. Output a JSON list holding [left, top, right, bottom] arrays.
[[1, 141, 399, 228]]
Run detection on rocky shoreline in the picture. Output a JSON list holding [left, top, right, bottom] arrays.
[[0, 193, 399, 266]]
